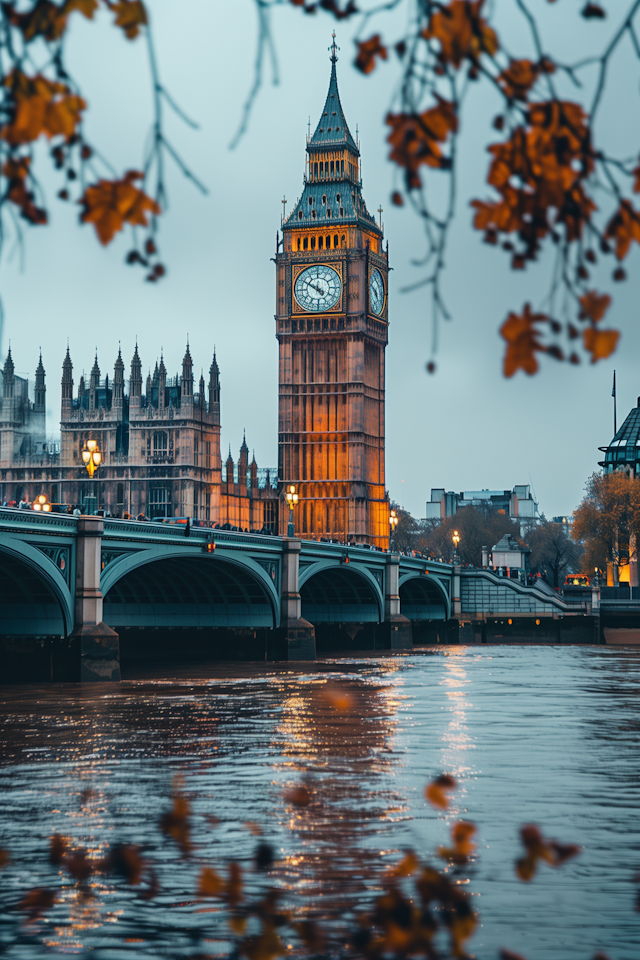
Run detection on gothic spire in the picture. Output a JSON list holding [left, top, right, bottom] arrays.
[[308, 34, 358, 154]]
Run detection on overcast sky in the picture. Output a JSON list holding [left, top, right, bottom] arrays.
[[1, 1, 638, 520]]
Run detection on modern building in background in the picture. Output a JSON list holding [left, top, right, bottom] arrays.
[[598, 396, 640, 476], [426, 484, 539, 535], [276, 37, 390, 547], [0, 345, 278, 527]]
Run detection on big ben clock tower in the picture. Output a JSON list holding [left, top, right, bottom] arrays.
[[276, 35, 390, 548]]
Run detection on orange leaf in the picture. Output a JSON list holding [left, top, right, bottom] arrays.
[[583, 326, 620, 363], [425, 773, 457, 809], [197, 866, 224, 897], [80, 171, 160, 245], [110, 1, 148, 40], [578, 290, 611, 322], [355, 34, 388, 75], [497, 59, 538, 100], [282, 785, 311, 807], [605, 200, 640, 260], [423, 0, 499, 69], [386, 97, 457, 187], [500, 303, 547, 377], [18, 888, 57, 918], [320, 683, 353, 711], [0, 849, 10, 869]]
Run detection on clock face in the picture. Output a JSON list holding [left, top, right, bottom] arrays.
[[294, 264, 342, 313], [369, 268, 385, 315]]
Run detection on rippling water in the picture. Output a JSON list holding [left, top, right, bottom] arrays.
[[1, 646, 639, 959]]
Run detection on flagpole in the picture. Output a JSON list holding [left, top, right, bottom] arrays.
[[613, 370, 617, 435]]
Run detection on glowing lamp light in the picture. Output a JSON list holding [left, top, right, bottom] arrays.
[[82, 438, 102, 479], [33, 494, 51, 512], [285, 484, 299, 537]]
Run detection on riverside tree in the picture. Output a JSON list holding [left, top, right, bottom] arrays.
[[572, 470, 640, 576]]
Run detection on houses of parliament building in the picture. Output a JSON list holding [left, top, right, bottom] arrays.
[[0, 39, 391, 547]]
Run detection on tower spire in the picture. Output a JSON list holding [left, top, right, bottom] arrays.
[[330, 30, 338, 63]]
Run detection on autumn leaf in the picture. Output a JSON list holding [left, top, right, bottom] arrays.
[[500, 303, 547, 377], [106, 844, 144, 884], [583, 326, 620, 363], [198, 866, 224, 897], [578, 290, 611, 322], [320, 683, 353, 711], [423, 0, 499, 69], [604, 200, 640, 260], [282, 785, 311, 807], [388, 851, 420, 878], [18, 888, 57, 919], [387, 97, 457, 188], [1, 71, 86, 145], [497, 59, 539, 100], [80, 170, 160, 245], [437, 820, 477, 862], [515, 824, 581, 881], [159, 790, 192, 853], [108, 0, 148, 40], [355, 34, 388, 74], [0, 849, 10, 869], [424, 773, 457, 809]]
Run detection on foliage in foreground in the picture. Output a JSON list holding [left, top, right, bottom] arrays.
[[0, 1, 204, 289], [270, 0, 640, 373], [1, 684, 632, 960]]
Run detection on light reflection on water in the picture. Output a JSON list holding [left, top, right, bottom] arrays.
[[0, 646, 639, 959]]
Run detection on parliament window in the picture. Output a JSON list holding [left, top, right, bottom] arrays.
[[153, 431, 167, 457]]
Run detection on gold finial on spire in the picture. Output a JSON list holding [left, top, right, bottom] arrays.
[[330, 31, 339, 63]]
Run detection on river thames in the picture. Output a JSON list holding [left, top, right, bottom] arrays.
[[1, 645, 639, 958]]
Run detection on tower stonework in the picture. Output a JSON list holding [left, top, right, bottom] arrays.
[[277, 38, 389, 547]]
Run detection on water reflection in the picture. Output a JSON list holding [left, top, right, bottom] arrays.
[[0, 649, 639, 959]]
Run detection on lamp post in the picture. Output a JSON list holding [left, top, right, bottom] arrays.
[[81, 438, 101, 515], [452, 529, 461, 564], [389, 509, 398, 551], [285, 484, 299, 537], [32, 493, 52, 513]]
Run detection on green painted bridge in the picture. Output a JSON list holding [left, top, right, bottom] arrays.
[[0, 508, 594, 680]]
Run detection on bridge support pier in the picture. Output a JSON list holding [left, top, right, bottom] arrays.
[[382, 554, 412, 650], [279, 538, 316, 660], [72, 516, 121, 681]]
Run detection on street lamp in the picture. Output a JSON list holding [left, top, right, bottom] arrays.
[[81, 438, 101, 515], [389, 509, 398, 550], [452, 529, 461, 564], [32, 493, 51, 513], [285, 484, 299, 537], [82, 438, 102, 479]]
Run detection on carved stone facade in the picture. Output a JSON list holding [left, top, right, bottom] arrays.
[[276, 41, 390, 547], [0, 344, 278, 530]]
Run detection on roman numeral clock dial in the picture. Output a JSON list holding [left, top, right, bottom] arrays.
[[294, 265, 341, 312]]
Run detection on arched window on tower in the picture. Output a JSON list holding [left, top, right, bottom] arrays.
[[298, 210, 303, 220], [314, 162, 318, 178], [341, 235, 346, 248], [330, 161, 334, 175], [297, 237, 302, 250], [334, 234, 339, 248], [326, 235, 331, 248], [311, 236, 316, 249], [303, 237, 308, 250], [318, 236, 323, 249], [320, 161, 324, 176], [322, 195, 327, 205], [311, 210, 316, 219], [341, 160, 344, 174]]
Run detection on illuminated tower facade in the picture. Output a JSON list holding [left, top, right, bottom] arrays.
[[276, 36, 389, 547]]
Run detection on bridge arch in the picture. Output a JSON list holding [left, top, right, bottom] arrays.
[[0, 536, 74, 636], [399, 573, 449, 621], [101, 547, 280, 630], [299, 560, 384, 623]]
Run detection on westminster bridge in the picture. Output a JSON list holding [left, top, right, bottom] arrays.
[[0, 508, 603, 681]]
